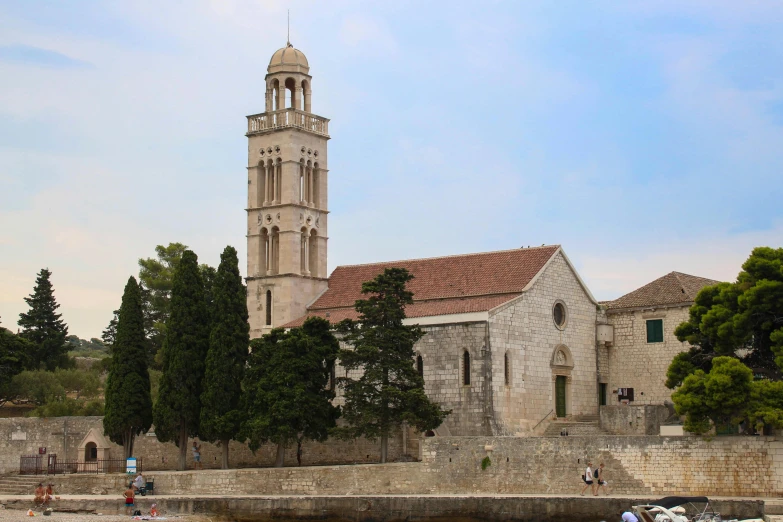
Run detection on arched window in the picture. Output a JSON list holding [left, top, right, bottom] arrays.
[[265, 290, 272, 326], [275, 158, 282, 202], [260, 228, 269, 275], [300, 227, 309, 275], [416, 355, 424, 380], [285, 77, 296, 109], [273, 79, 282, 111], [309, 230, 318, 277], [299, 159, 305, 203], [270, 226, 280, 274], [463, 351, 471, 386], [305, 160, 312, 205], [84, 442, 98, 462], [257, 161, 266, 207], [504, 352, 510, 386]]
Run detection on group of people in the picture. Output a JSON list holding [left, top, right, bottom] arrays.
[[123, 472, 147, 507], [580, 461, 611, 496], [33, 483, 54, 506]]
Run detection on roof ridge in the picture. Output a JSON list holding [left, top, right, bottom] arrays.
[[333, 244, 561, 269], [309, 291, 524, 311]]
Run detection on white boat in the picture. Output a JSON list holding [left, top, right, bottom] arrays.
[[632, 496, 763, 522]]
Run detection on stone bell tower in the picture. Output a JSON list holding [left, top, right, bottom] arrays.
[[245, 42, 330, 337]]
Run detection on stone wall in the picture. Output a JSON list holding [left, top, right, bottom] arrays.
[[599, 405, 673, 435], [0, 417, 405, 475], [489, 252, 599, 435], [606, 306, 691, 405]]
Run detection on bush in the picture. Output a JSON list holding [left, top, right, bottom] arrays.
[[11, 371, 65, 405], [54, 368, 100, 398], [28, 398, 105, 418]]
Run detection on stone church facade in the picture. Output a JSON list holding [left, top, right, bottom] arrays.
[[244, 44, 720, 437]]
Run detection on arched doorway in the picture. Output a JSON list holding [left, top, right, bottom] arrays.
[[550, 345, 574, 418]]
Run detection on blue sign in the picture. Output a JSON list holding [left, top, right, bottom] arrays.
[[127, 457, 137, 474]]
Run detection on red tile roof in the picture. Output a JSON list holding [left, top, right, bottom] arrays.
[[603, 271, 720, 311], [283, 245, 560, 327]]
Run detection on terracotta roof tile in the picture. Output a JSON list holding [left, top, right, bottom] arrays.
[[283, 245, 560, 327], [604, 271, 720, 311]]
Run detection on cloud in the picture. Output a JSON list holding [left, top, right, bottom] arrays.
[[0, 44, 94, 69]]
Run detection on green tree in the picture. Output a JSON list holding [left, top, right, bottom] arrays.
[[54, 368, 100, 399], [12, 370, 66, 405], [670, 247, 783, 383], [199, 246, 249, 469], [336, 268, 450, 463], [101, 309, 119, 350], [672, 356, 754, 434], [200, 264, 218, 327], [241, 317, 340, 467], [103, 276, 153, 458], [747, 379, 783, 433], [153, 250, 209, 470], [0, 328, 32, 404], [18, 268, 70, 370]]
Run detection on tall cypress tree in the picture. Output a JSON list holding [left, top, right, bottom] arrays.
[[337, 268, 450, 463], [103, 277, 153, 458], [199, 246, 249, 469], [18, 268, 69, 370], [153, 250, 210, 470]]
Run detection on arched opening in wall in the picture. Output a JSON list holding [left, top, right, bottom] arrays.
[[300, 227, 308, 274], [305, 160, 312, 205], [424, 430, 436, 437], [463, 351, 471, 386], [309, 230, 319, 277], [285, 77, 296, 109], [84, 442, 97, 462], [265, 290, 272, 326], [265, 159, 275, 204], [275, 158, 282, 202], [270, 226, 280, 274], [416, 354, 424, 380], [272, 79, 281, 111], [299, 159, 305, 203], [504, 352, 510, 386], [312, 163, 320, 208], [257, 161, 266, 207], [260, 228, 269, 275], [302, 79, 310, 112]]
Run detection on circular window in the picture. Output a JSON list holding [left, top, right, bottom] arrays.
[[274, 145, 281, 154], [553, 302, 567, 329], [301, 146, 306, 155]]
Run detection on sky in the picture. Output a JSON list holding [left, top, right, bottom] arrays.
[[1, 0, 782, 339]]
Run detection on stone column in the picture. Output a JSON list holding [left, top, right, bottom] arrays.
[[277, 84, 285, 112], [304, 89, 312, 113], [295, 87, 303, 110], [263, 163, 270, 206]]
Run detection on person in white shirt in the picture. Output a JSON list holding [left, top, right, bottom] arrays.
[[132, 472, 145, 493], [621, 512, 639, 522], [580, 461, 595, 496]]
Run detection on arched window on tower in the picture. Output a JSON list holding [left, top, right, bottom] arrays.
[[309, 230, 318, 277], [260, 228, 269, 275], [285, 77, 296, 109], [312, 162, 320, 208], [300, 227, 309, 275], [299, 159, 305, 203], [275, 158, 282, 202], [270, 226, 280, 274], [416, 354, 424, 380], [463, 351, 471, 386], [273, 79, 282, 111], [265, 290, 272, 326], [257, 161, 266, 207], [305, 160, 312, 205]]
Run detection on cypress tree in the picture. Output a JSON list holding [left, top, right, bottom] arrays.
[[18, 268, 70, 370], [337, 268, 450, 463], [153, 250, 209, 470], [199, 246, 249, 469], [103, 276, 153, 458]]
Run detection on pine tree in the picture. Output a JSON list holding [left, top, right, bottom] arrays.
[[18, 268, 70, 370], [103, 277, 153, 458], [337, 268, 450, 463], [152, 250, 209, 470], [0, 327, 33, 404], [199, 246, 249, 469], [241, 317, 340, 467]]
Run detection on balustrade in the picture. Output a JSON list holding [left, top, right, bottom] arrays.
[[247, 108, 329, 137]]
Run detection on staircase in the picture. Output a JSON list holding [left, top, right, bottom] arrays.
[[0, 474, 45, 495], [543, 415, 607, 437]]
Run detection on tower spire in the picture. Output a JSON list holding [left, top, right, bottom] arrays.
[[287, 9, 290, 46]]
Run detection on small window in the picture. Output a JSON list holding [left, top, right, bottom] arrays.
[[504, 352, 510, 386], [553, 302, 566, 328], [265, 290, 272, 326], [416, 355, 424, 380], [646, 319, 663, 343], [463, 351, 471, 386]]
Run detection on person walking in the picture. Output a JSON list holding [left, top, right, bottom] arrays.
[[596, 463, 611, 495], [580, 461, 595, 496], [192, 440, 202, 470]]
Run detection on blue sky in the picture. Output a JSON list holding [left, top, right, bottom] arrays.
[[1, 0, 781, 338]]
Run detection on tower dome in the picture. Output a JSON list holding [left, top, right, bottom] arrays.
[[268, 43, 309, 74]]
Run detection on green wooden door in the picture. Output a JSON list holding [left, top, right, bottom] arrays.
[[555, 376, 566, 417]]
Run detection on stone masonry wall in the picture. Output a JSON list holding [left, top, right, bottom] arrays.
[[50, 435, 783, 498], [606, 306, 691, 405], [0, 417, 403, 475], [489, 252, 598, 435], [599, 405, 673, 435]]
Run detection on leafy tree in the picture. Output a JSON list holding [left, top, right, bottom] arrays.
[[54, 368, 100, 399], [28, 398, 105, 417], [241, 317, 340, 467], [153, 250, 210, 470], [138, 243, 189, 360], [18, 269, 70, 370], [665, 348, 710, 389], [12, 370, 66, 405], [0, 328, 32, 404], [670, 247, 783, 383], [336, 268, 450, 463], [200, 246, 249, 469], [104, 276, 153, 459]]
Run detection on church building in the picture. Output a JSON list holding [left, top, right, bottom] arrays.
[[244, 44, 718, 437]]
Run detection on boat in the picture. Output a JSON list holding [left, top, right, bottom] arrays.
[[631, 496, 764, 522]]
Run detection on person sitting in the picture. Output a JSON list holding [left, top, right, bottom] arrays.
[[45, 484, 54, 503], [34, 483, 46, 506], [133, 472, 145, 493]]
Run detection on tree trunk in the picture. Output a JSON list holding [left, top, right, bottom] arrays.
[[178, 424, 188, 471], [124, 429, 135, 460], [275, 437, 285, 468], [221, 438, 229, 469], [380, 432, 388, 464]]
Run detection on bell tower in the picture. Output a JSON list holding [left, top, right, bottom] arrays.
[[245, 43, 330, 336]]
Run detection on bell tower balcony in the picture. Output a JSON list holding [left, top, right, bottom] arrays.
[[247, 108, 330, 138]]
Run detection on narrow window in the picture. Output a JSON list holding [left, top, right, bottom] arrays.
[[463, 351, 471, 386], [504, 352, 510, 386], [265, 290, 272, 326], [416, 355, 424, 380], [329, 364, 336, 392], [646, 319, 663, 343]]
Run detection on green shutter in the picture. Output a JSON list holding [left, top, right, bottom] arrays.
[[647, 319, 663, 343]]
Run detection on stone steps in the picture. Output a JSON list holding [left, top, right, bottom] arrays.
[[0, 475, 48, 495]]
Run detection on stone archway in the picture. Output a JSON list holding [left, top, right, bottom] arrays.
[[550, 345, 574, 418], [77, 428, 112, 471]]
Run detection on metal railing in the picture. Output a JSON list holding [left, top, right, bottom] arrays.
[[532, 409, 554, 432], [20, 455, 143, 475], [247, 108, 330, 137]]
